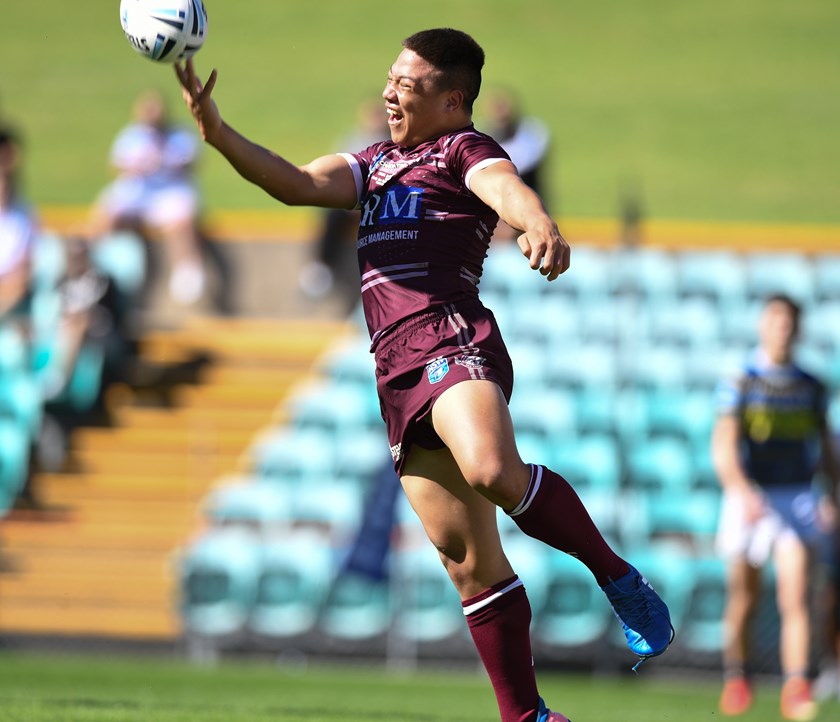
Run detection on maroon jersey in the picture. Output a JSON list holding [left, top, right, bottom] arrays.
[[340, 125, 509, 345]]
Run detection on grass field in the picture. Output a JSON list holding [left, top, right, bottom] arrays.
[[1, 1, 839, 223], [0, 651, 836, 722]]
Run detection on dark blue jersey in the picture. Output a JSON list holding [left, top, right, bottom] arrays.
[[716, 350, 828, 487]]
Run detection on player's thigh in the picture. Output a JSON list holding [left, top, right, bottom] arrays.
[[401, 444, 513, 598], [430, 379, 528, 498]]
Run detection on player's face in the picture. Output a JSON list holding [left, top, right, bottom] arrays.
[[759, 300, 798, 362], [383, 49, 454, 147]]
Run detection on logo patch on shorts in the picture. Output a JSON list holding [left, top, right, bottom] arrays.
[[425, 357, 449, 384]]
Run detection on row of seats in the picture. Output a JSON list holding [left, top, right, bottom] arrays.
[[178, 246, 840, 656], [482, 246, 840, 308], [178, 526, 728, 658]]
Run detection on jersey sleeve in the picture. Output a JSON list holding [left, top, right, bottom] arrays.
[[340, 141, 387, 208], [447, 131, 511, 192], [715, 371, 745, 418]]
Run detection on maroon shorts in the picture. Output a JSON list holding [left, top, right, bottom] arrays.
[[373, 299, 514, 475]]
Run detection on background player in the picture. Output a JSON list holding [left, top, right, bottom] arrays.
[[713, 294, 839, 721]]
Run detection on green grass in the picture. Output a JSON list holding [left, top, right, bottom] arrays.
[[0, 651, 837, 722], [1, 1, 839, 223]]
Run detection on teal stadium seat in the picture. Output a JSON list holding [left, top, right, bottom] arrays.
[[319, 336, 377, 386], [641, 298, 722, 349], [178, 528, 263, 641], [814, 255, 840, 302], [552, 246, 613, 304], [290, 381, 381, 433], [633, 488, 721, 552], [481, 243, 546, 299], [643, 388, 716, 449], [507, 297, 582, 346], [679, 556, 727, 654], [553, 433, 622, 495], [202, 478, 292, 533], [391, 544, 465, 645], [533, 551, 612, 650], [0, 323, 28, 373], [0, 371, 43, 444], [744, 252, 814, 306], [508, 386, 577, 440], [90, 230, 147, 297], [546, 339, 619, 391], [677, 251, 746, 306], [252, 427, 336, 485], [249, 530, 335, 642], [30, 232, 67, 291], [611, 248, 679, 303], [0, 420, 30, 514], [319, 572, 392, 642], [625, 436, 695, 493], [802, 301, 840, 355], [620, 342, 687, 391]]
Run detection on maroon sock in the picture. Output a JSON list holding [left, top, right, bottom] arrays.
[[463, 576, 540, 722], [509, 464, 629, 586]]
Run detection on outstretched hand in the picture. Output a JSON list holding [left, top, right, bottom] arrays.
[[516, 220, 570, 282], [174, 59, 221, 143]]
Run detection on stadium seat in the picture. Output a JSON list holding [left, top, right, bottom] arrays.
[[624, 436, 695, 492], [553, 433, 622, 495], [573, 387, 619, 438], [576, 298, 626, 346], [676, 250, 747, 305], [610, 247, 679, 303], [550, 245, 613, 304], [546, 339, 620, 391], [202, 478, 292, 533], [391, 544, 464, 644], [319, 572, 392, 642], [508, 386, 577, 440], [0, 370, 43, 444], [533, 551, 612, 649], [251, 427, 336, 485], [640, 297, 722, 348], [249, 530, 335, 642], [319, 336, 377, 386], [289, 381, 381, 434], [30, 231, 67, 291], [683, 342, 748, 393], [0, 323, 28, 374], [679, 556, 727, 654], [634, 488, 721, 552], [0, 419, 30, 514], [290, 478, 365, 534], [802, 300, 840, 354], [332, 427, 389, 480], [178, 528, 263, 641], [813, 254, 840, 302], [643, 388, 716, 449], [90, 230, 147, 297], [506, 297, 581, 346], [481, 243, 546, 299], [620, 342, 687, 391], [743, 252, 814, 306]]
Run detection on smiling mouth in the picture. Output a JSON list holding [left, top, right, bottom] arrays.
[[387, 108, 403, 125]]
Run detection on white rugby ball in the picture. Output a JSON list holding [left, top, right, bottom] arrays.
[[120, 0, 208, 64]]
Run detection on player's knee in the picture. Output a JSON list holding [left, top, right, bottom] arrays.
[[461, 457, 525, 508]]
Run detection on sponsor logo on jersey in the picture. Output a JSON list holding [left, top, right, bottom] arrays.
[[455, 354, 486, 370], [425, 357, 449, 384], [360, 186, 424, 228]]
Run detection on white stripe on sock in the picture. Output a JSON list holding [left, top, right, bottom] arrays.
[[508, 464, 542, 518], [462, 577, 524, 616]]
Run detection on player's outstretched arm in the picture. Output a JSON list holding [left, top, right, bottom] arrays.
[[470, 161, 569, 281], [174, 60, 357, 209]]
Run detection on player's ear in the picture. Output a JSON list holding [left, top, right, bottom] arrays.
[[445, 88, 465, 113]]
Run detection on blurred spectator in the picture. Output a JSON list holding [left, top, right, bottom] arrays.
[[481, 88, 551, 242], [0, 125, 36, 321], [36, 238, 126, 473], [298, 98, 389, 309], [712, 294, 839, 720], [89, 89, 212, 307]]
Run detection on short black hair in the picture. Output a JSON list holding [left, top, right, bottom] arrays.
[[402, 28, 485, 112]]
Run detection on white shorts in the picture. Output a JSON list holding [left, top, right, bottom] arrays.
[[97, 177, 198, 227], [716, 485, 822, 567]]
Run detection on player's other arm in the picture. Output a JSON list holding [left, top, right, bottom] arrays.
[[174, 61, 357, 209], [470, 160, 569, 281], [711, 415, 765, 521]]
